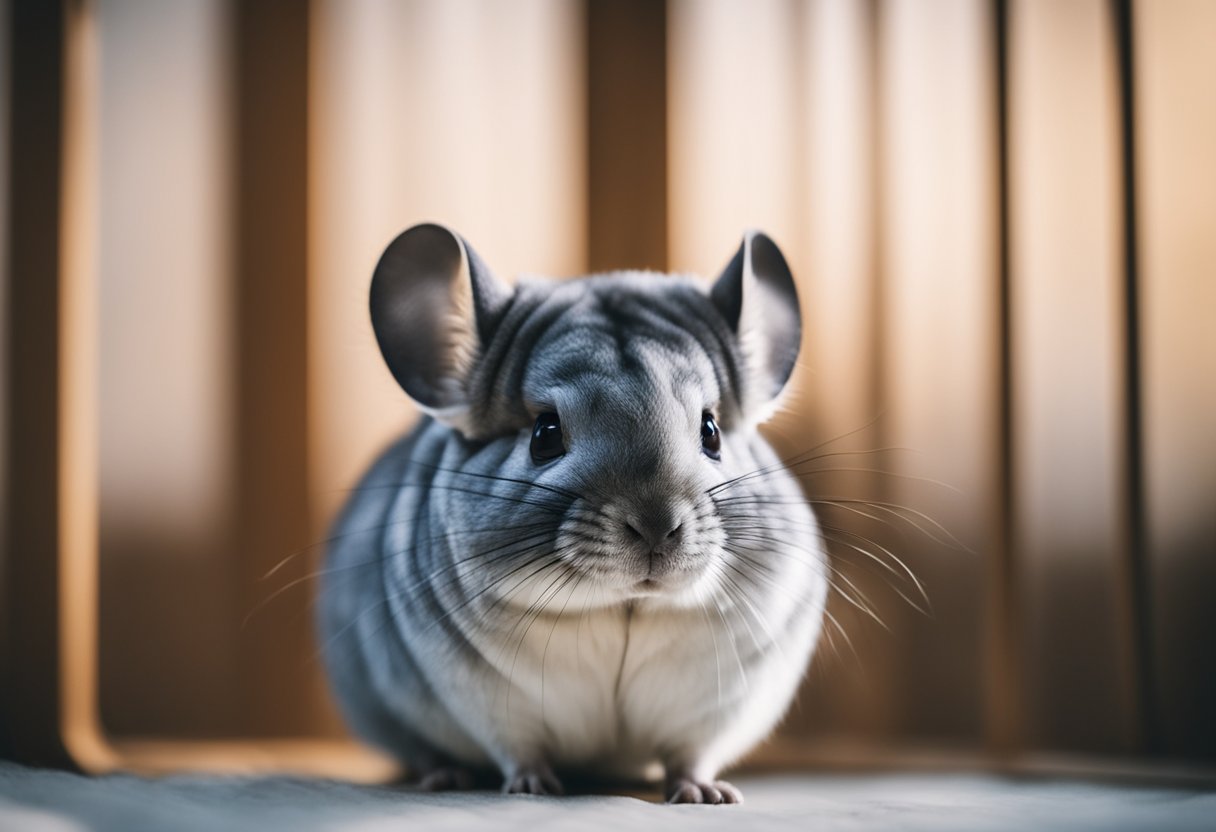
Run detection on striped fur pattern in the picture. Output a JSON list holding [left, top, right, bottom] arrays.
[[318, 224, 827, 804]]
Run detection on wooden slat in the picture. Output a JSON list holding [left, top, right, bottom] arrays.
[[587, 0, 667, 272], [0, 0, 70, 766], [667, 0, 804, 280], [790, 0, 897, 744], [1134, 0, 1216, 761], [60, 0, 115, 772], [876, 0, 998, 743], [0, 0, 11, 760], [309, 0, 587, 540], [94, 0, 240, 738], [1007, 0, 1136, 753], [990, 0, 1019, 755], [232, 0, 315, 738]]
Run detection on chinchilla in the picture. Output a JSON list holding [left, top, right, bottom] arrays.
[[317, 223, 827, 804]]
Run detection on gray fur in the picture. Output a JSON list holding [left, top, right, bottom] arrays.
[[318, 224, 827, 803]]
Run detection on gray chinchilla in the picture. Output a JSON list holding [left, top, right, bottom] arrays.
[[317, 223, 827, 804]]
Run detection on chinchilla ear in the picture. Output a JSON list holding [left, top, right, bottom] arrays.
[[710, 230, 802, 412], [369, 223, 511, 423]]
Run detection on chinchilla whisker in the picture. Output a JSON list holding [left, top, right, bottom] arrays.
[[805, 499, 967, 560], [428, 546, 563, 622], [814, 520, 927, 583], [452, 540, 579, 623], [249, 530, 548, 630], [778, 466, 963, 495], [725, 540, 891, 630], [714, 492, 969, 555], [259, 518, 555, 583], [329, 538, 561, 655], [312, 593, 393, 664], [419, 483, 573, 515], [809, 498, 941, 546], [504, 562, 573, 657], [365, 532, 561, 630], [823, 564, 889, 630], [708, 446, 913, 496], [259, 520, 402, 581], [820, 608, 859, 664], [810, 496, 968, 553], [717, 564, 789, 666], [543, 570, 585, 666], [245, 559, 385, 629], [721, 545, 820, 614], [333, 480, 573, 515], [814, 529, 931, 616], [726, 523, 931, 618], [725, 546, 825, 605], [575, 577, 595, 671], [705, 412, 887, 495], [812, 498, 972, 554], [721, 516, 930, 612], [810, 567, 887, 632], [695, 599, 725, 727], [364, 526, 559, 608], [706, 589, 750, 695], [409, 460, 585, 503], [714, 570, 766, 661], [814, 610, 841, 662], [408, 536, 561, 609], [503, 564, 580, 719], [540, 571, 587, 723], [421, 559, 563, 648], [553, 527, 604, 548], [721, 525, 823, 563]]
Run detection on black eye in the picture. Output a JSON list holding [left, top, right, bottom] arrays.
[[701, 411, 721, 459], [530, 412, 565, 464]]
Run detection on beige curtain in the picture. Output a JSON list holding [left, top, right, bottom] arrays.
[[8, 0, 1209, 769]]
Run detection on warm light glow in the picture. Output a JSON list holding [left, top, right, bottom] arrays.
[[96, 0, 233, 543], [1009, 0, 1135, 751], [60, 0, 117, 771], [876, 0, 999, 739], [309, 0, 587, 531]]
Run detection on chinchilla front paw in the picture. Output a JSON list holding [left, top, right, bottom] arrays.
[[666, 775, 743, 805], [502, 763, 564, 796]]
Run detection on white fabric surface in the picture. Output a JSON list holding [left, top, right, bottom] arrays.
[[2, 764, 1214, 832]]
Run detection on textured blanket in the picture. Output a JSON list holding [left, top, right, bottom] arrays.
[[2, 763, 1213, 832]]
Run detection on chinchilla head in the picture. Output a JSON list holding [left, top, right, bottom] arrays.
[[370, 223, 806, 608]]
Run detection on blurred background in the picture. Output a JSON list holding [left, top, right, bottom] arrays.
[[1, 0, 1214, 776]]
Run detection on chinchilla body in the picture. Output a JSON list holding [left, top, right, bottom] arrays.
[[318, 225, 827, 803]]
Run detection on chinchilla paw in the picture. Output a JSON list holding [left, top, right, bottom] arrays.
[[666, 776, 743, 805], [502, 765, 564, 796]]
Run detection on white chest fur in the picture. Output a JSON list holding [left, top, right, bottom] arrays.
[[478, 589, 819, 777]]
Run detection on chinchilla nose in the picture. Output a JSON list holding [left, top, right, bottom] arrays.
[[624, 508, 684, 551]]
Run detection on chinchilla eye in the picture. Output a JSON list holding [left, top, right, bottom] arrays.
[[701, 411, 721, 459], [530, 412, 565, 464]]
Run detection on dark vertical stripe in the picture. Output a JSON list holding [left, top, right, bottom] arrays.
[[866, 0, 886, 430], [863, 0, 894, 741], [1111, 0, 1156, 755], [586, 0, 667, 273], [839, 0, 914, 744], [0, 0, 70, 766], [989, 0, 1021, 755], [232, 0, 315, 737]]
